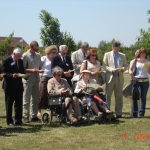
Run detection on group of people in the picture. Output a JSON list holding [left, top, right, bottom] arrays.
[[0, 40, 150, 126]]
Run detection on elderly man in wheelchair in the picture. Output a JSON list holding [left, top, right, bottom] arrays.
[[74, 70, 113, 122], [46, 66, 87, 124]]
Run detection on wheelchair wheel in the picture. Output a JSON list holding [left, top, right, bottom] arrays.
[[105, 114, 114, 122], [85, 113, 91, 124], [42, 111, 52, 125]]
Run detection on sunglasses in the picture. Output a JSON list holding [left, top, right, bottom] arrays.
[[51, 52, 56, 54], [91, 54, 97, 57]]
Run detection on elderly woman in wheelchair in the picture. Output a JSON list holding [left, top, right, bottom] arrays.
[[74, 70, 112, 120], [47, 66, 87, 124]]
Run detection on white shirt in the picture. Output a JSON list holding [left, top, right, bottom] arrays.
[[59, 53, 66, 62], [134, 61, 148, 78], [41, 56, 52, 77]]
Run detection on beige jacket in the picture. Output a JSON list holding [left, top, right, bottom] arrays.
[[103, 51, 128, 85], [47, 77, 71, 94], [71, 49, 88, 77]]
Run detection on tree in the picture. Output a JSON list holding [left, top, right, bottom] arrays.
[[14, 44, 21, 49], [76, 40, 82, 50], [138, 9, 150, 58], [97, 39, 116, 63], [39, 10, 63, 47], [39, 10, 77, 56], [24, 45, 30, 52], [62, 31, 76, 55], [0, 31, 14, 55]]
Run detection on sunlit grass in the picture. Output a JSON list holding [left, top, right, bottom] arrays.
[[0, 73, 150, 150]]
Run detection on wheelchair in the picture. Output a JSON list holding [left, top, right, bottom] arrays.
[[41, 91, 89, 126], [41, 93, 71, 125], [76, 87, 116, 123]]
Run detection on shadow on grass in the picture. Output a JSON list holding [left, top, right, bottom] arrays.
[[122, 111, 150, 119], [0, 116, 125, 137], [0, 124, 45, 137], [0, 116, 6, 118], [145, 107, 150, 109]]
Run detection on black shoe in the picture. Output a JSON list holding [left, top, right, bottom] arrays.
[[15, 121, 24, 126], [7, 123, 14, 126], [129, 115, 137, 118], [24, 117, 29, 123], [31, 117, 39, 122], [139, 115, 144, 118], [116, 115, 122, 119]]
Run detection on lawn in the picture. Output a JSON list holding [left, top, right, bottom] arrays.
[[0, 73, 150, 150]]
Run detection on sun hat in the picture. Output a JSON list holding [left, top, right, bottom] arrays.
[[81, 70, 91, 74]]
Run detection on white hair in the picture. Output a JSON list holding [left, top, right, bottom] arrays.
[[13, 47, 23, 54], [59, 45, 68, 52], [52, 66, 64, 76]]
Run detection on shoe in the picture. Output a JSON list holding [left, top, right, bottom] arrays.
[[31, 117, 39, 122], [15, 122, 24, 126], [105, 110, 113, 114], [78, 116, 87, 121], [95, 113, 103, 120], [37, 112, 42, 117], [7, 123, 14, 126], [69, 117, 78, 123], [139, 115, 144, 118], [129, 115, 137, 118], [24, 117, 29, 123], [116, 115, 122, 119]]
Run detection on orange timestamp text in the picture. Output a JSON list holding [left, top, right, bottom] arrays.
[[122, 133, 150, 139]]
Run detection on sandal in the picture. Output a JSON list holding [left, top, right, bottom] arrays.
[[37, 112, 42, 117], [95, 112, 103, 119], [79, 116, 87, 121], [106, 110, 113, 114], [69, 117, 77, 123]]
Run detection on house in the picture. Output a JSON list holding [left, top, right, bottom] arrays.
[[0, 37, 29, 54]]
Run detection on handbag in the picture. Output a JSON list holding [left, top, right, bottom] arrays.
[[98, 71, 106, 85], [122, 59, 137, 99], [122, 80, 133, 99]]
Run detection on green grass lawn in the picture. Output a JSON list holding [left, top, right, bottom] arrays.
[[0, 73, 150, 150]]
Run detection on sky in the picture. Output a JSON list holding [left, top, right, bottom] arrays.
[[0, 0, 150, 47]]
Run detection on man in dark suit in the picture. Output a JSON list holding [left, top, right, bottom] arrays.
[[51, 45, 74, 87], [0, 66, 2, 128], [1, 47, 28, 126]]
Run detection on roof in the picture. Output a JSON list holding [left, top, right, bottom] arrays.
[[0, 37, 29, 47]]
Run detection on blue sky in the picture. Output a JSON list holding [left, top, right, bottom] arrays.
[[0, 0, 150, 47]]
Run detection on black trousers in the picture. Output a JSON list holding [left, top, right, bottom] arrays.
[[4, 90, 23, 124]]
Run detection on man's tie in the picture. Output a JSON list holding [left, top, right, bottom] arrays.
[[15, 61, 19, 69], [114, 53, 118, 76], [83, 53, 86, 58], [63, 57, 66, 66]]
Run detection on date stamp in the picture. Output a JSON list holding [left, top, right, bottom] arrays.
[[122, 133, 150, 139]]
